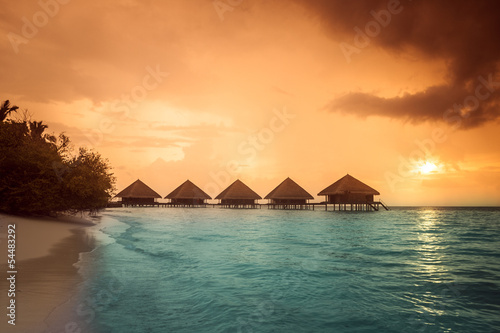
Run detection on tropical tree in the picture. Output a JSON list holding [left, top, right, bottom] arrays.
[[63, 148, 116, 214], [28, 120, 49, 141], [0, 99, 115, 215], [0, 100, 18, 122]]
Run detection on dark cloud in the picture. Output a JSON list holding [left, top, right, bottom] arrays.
[[295, 0, 500, 128]]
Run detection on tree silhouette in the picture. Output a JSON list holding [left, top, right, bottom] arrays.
[[28, 120, 49, 141], [0, 100, 19, 122], [0, 99, 115, 215]]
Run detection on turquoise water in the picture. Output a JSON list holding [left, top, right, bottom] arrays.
[[78, 207, 500, 332]]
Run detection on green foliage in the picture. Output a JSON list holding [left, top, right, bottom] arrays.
[[62, 148, 115, 213], [0, 100, 115, 215]]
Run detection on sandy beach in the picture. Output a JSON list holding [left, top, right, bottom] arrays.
[[0, 213, 96, 333]]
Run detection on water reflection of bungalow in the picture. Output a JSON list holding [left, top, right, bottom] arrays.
[[114, 179, 162, 207], [164, 180, 211, 207], [215, 179, 262, 208], [318, 174, 388, 211], [265, 177, 314, 210]]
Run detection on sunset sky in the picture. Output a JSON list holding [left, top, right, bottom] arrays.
[[1, 0, 499, 206]]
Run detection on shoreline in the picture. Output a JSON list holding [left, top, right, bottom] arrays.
[[0, 213, 98, 332]]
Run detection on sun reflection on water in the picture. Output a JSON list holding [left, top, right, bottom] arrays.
[[410, 209, 452, 320], [415, 210, 448, 278]]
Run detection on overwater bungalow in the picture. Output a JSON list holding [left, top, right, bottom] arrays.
[[114, 179, 162, 207], [265, 177, 314, 210], [215, 179, 262, 208], [318, 174, 388, 211], [164, 180, 211, 207]]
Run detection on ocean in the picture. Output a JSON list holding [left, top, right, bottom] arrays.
[[75, 207, 500, 333]]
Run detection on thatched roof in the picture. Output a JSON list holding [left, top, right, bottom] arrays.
[[264, 177, 314, 200], [115, 179, 162, 198], [318, 174, 380, 196], [215, 179, 262, 200], [165, 180, 212, 199]]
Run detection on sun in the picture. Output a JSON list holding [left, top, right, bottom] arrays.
[[419, 161, 438, 174]]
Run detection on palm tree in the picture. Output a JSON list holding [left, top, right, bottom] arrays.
[[0, 100, 19, 122], [29, 120, 49, 141]]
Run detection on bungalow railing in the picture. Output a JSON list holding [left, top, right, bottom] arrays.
[[378, 199, 390, 210]]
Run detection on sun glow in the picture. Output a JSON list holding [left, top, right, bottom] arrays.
[[420, 161, 437, 174], [412, 158, 443, 176]]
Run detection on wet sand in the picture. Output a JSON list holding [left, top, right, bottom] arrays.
[[0, 214, 96, 333]]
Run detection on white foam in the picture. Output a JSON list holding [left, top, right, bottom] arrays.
[[73, 213, 129, 278]]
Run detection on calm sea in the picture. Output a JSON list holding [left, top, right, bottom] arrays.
[[75, 207, 500, 333]]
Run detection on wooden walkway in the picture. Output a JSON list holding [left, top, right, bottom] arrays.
[[113, 201, 389, 211], [266, 201, 389, 211], [322, 201, 389, 211]]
